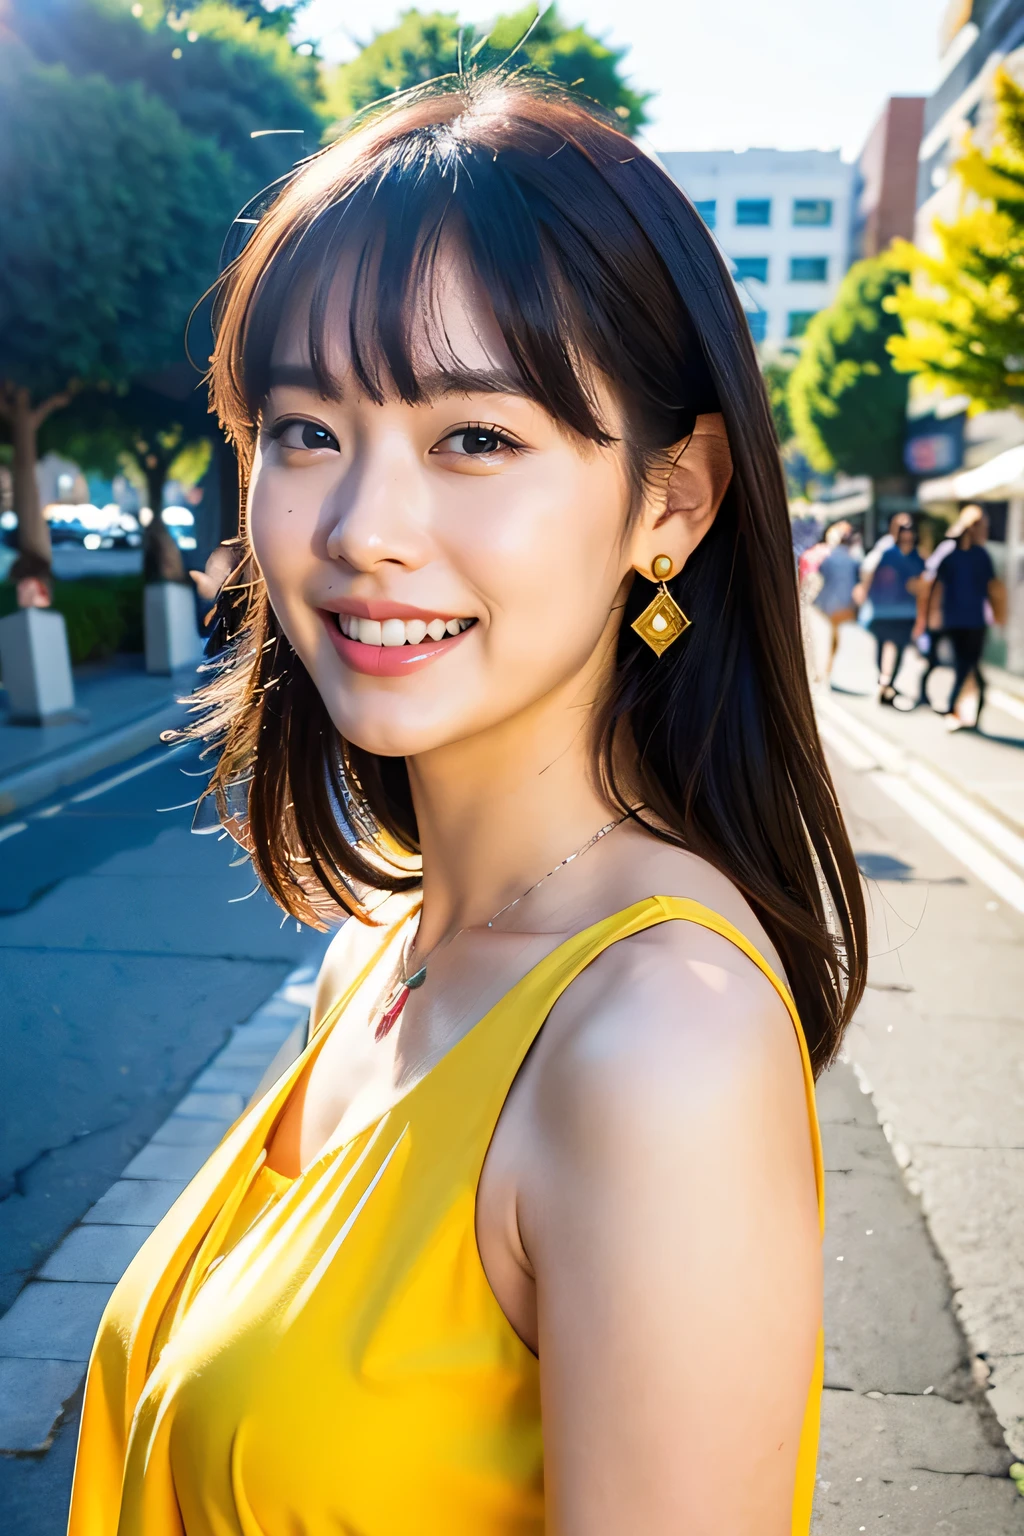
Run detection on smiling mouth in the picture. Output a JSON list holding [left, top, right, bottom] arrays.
[[335, 614, 476, 647]]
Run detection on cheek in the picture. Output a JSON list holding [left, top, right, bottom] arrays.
[[249, 464, 313, 596], [452, 453, 627, 647], [247, 464, 329, 658]]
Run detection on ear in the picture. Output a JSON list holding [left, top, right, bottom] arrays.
[[628, 413, 733, 580]]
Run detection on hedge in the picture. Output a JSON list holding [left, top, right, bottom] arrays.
[[0, 575, 144, 665]]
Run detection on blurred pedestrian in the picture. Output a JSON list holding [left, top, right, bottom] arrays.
[[933, 513, 1006, 731], [914, 506, 981, 709], [812, 521, 859, 683], [864, 519, 924, 707], [856, 510, 913, 596]]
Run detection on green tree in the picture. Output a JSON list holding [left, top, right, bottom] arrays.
[[483, 6, 650, 129], [10, 0, 324, 202], [887, 67, 1024, 410], [325, 6, 650, 132], [0, 54, 235, 569], [761, 358, 794, 445], [788, 256, 910, 481]]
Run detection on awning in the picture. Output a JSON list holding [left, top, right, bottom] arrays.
[[918, 443, 1024, 503]]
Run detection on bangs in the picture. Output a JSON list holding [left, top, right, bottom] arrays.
[[217, 101, 720, 460]]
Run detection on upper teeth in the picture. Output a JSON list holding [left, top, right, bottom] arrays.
[[338, 615, 473, 646]]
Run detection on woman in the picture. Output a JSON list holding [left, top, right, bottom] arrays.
[[810, 520, 859, 683], [865, 516, 923, 707], [69, 77, 866, 1536]]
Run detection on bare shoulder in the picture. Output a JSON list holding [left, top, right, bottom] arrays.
[[552, 915, 801, 1110], [595, 823, 788, 983], [522, 911, 816, 1217], [310, 891, 419, 1031]]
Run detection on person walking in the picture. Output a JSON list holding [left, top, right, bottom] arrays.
[[914, 507, 980, 708], [933, 513, 1006, 731], [865, 519, 924, 706], [858, 510, 913, 587], [812, 520, 859, 684]]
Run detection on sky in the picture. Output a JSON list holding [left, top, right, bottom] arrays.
[[299, 0, 950, 160]]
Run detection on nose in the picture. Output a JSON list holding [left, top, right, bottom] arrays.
[[322, 426, 432, 573]]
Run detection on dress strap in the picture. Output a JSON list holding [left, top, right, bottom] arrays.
[[453, 896, 824, 1233]]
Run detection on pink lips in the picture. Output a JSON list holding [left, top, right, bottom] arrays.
[[319, 610, 472, 677]]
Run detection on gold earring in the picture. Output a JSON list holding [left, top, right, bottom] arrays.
[[630, 555, 691, 657]]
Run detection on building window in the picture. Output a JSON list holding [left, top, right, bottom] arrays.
[[736, 198, 771, 226], [693, 199, 716, 228], [787, 310, 818, 338], [789, 256, 828, 282], [747, 311, 768, 343], [734, 256, 769, 283], [793, 198, 833, 226]]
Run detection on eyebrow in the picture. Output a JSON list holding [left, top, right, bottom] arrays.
[[264, 362, 529, 403]]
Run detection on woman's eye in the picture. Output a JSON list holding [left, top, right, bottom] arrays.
[[435, 426, 519, 457], [272, 419, 340, 453]]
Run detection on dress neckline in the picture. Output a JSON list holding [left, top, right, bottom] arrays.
[[268, 896, 671, 1182]]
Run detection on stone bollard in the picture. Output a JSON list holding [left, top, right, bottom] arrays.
[[144, 582, 203, 675], [0, 607, 79, 725]]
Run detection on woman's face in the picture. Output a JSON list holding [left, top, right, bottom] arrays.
[[247, 259, 640, 760]]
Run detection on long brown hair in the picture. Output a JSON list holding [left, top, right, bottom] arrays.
[[190, 74, 866, 1075]]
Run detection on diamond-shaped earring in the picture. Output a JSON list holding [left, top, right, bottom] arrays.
[[630, 554, 691, 657]]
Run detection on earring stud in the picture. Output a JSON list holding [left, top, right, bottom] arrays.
[[630, 554, 691, 657]]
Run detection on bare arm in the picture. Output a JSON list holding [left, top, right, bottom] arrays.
[[523, 928, 822, 1536], [989, 577, 1007, 626]]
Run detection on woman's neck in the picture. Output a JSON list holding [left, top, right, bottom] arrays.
[[405, 671, 616, 954]]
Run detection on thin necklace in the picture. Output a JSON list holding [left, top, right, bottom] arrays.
[[373, 814, 627, 1042]]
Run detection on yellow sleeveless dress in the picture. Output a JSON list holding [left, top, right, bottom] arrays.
[[68, 896, 825, 1536]]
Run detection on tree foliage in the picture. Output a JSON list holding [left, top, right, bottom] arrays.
[[324, 6, 650, 132], [2, 0, 323, 570], [761, 359, 794, 445], [0, 58, 234, 400], [887, 67, 1024, 411], [787, 256, 910, 479], [9, 0, 324, 201], [0, 51, 236, 563]]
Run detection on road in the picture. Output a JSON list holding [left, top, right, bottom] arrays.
[[0, 737, 328, 1531]]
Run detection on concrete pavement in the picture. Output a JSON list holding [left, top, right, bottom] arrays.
[[815, 1063, 1019, 1532]]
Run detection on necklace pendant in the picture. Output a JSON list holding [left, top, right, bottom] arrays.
[[374, 984, 409, 1043]]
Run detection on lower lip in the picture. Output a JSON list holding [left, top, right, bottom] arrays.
[[321, 614, 472, 677]]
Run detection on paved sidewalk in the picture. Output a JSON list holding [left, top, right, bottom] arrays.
[[0, 655, 197, 817], [814, 1063, 1020, 1533], [811, 614, 1024, 831]]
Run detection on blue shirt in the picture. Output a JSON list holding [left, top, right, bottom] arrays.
[[936, 544, 994, 629], [815, 547, 859, 615], [870, 546, 924, 620]]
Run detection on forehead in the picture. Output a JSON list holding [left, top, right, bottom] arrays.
[[269, 242, 513, 384]]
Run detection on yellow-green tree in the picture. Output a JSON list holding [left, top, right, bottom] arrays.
[[887, 67, 1024, 408]]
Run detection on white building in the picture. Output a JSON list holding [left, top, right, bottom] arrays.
[[658, 149, 855, 347]]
